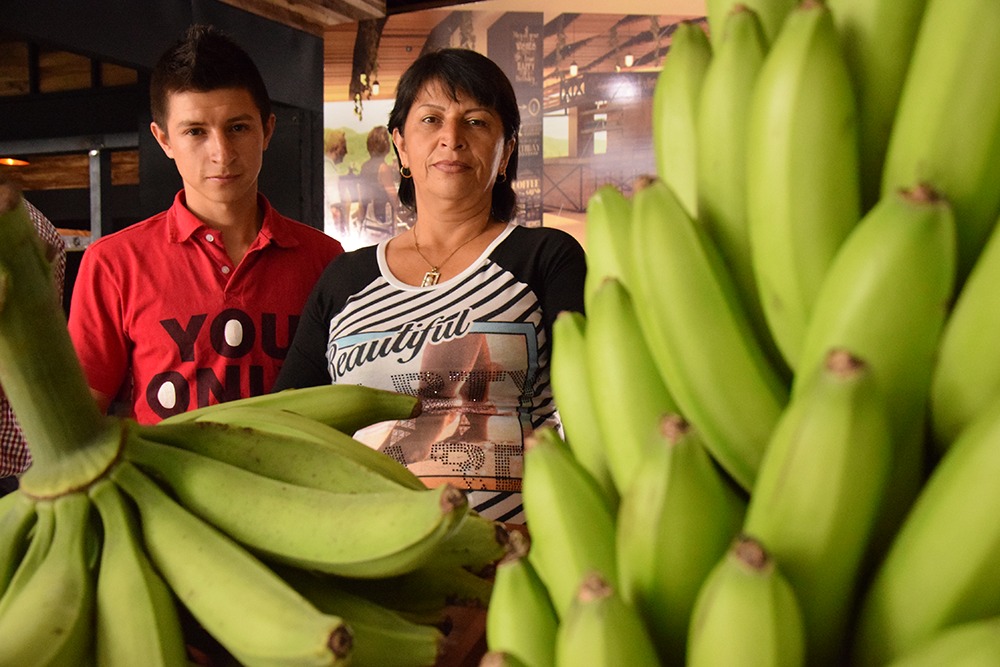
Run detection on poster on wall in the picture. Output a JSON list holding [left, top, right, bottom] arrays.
[[488, 13, 544, 228], [322, 10, 704, 250]]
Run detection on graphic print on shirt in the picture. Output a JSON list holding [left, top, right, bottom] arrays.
[[146, 309, 299, 419], [327, 262, 553, 497]]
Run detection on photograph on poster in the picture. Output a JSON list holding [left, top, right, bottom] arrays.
[[322, 8, 704, 250]]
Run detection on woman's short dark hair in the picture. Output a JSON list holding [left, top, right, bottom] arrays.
[[150, 24, 271, 130], [387, 48, 520, 222]]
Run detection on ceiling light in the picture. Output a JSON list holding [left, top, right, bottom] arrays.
[[371, 80, 380, 95], [569, 61, 578, 77], [624, 53, 634, 67]]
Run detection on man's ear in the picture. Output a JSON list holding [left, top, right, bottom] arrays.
[[150, 121, 173, 159], [262, 113, 277, 151]]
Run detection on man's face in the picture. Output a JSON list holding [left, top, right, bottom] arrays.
[[150, 87, 275, 213]]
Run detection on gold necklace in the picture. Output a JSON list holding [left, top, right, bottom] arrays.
[[412, 224, 490, 287]]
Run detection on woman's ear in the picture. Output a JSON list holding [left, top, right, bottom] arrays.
[[392, 127, 407, 168]]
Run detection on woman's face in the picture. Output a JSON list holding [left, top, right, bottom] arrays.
[[392, 80, 515, 213]]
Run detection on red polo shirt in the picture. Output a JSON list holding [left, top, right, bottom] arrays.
[[68, 191, 342, 423]]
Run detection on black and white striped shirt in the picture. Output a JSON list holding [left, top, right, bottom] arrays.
[[275, 222, 587, 523]]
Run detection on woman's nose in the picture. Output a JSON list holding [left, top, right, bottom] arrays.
[[439, 119, 466, 149]]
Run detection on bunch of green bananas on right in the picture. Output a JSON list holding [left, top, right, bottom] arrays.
[[0, 183, 509, 666], [485, 0, 1000, 665]]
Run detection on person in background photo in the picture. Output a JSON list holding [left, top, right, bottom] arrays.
[[0, 178, 66, 497], [273, 47, 587, 527], [323, 127, 350, 238], [355, 124, 401, 233], [67, 24, 343, 424]]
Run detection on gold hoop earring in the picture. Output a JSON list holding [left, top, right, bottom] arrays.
[[400, 166, 412, 178]]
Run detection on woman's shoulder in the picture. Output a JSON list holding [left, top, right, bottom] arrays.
[[327, 243, 379, 273], [502, 223, 585, 255]]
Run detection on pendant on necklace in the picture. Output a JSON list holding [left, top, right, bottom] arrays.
[[421, 269, 441, 287]]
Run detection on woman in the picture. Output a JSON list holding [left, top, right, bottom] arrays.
[[275, 48, 587, 525]]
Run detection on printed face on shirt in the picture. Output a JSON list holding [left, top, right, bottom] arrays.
[[392, 81, 515, 213], [150, 87, 276, 216]]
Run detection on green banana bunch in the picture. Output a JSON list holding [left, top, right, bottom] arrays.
[[554, 572, 660, 667], [652, 19, 712, 218], [161, 381, 421, 435], [793, 185, 956, 555], [616, 413, 747, 664], [520, 426, 617, 619], [144, 403, 424, 491], [879, 0, 1000, 281], [90, 479, 188, 666], [113, 460, 354, 666], [630, 178, 789, 491], [929, 212, 1000, 451], [0, 492, 94, 667], [429, 510, 509, 574], [744, 349, 892, 665], [549, 310, 617, 505], [852, 396, 1000, 666], [124, 434, 469, 578], [0, 185, 506, 666], [480, 650, 531, 667], [696, 4, 772, 364], [276, 565, 446, 667], [485, 530, 559, 667], [687, 535, 806, 667], [0, 491, 36, 595], [885, 617, 1000, 667], [705, 0, 797, 45], [330, 561, 494, 624], [583, 184, 634, 307], [746, 0, 861, 371], [586, 277, 679, 495], [0, 498, 54, 611], [826, 0, 930, 210]]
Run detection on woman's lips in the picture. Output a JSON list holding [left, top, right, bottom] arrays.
[[432, 161, 469, 173]]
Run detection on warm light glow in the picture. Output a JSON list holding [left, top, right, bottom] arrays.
[[624, 53, 634, 67], [569, 61, 578, 77], [0, 158, 29, 166], [371, 80, 380, 95]]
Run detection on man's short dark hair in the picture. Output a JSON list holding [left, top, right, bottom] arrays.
[[149, 24, 271, 130]]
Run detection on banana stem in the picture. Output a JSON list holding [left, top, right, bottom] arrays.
[[0, 182, 111, 487]]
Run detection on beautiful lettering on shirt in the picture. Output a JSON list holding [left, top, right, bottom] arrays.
[[327, 309, 473, 382], [145, 308, 299, 419]]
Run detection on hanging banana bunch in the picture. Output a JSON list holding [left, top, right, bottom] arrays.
[[0, 182, 508, 666]]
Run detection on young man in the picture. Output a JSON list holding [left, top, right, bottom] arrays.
[[67, 24, 343, 423]]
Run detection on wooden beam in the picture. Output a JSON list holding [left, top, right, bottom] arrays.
[[217, 0, 386, 35]]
